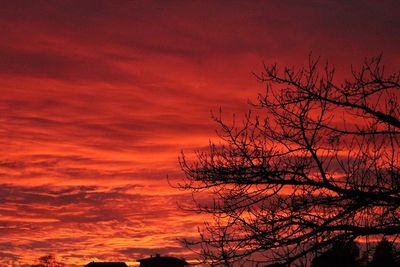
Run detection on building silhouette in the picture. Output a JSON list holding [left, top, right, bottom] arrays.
[[85, 262, 128, 267], [137, 254, 188, 267]]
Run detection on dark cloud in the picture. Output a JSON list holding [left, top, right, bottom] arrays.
[[0, 46, 138, 82], [1, 0, 398, 81]]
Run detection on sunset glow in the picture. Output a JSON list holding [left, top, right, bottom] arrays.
[[1, 1, 399, 266]]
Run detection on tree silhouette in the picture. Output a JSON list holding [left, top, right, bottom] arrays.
[[370, 238, 397, 267], [311, 240, 360, 267], [179, 56, 400, 266], [31, 255, 64, 267]]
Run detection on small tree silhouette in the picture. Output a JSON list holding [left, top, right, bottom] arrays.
[[311, 240, 360, 267], [370, 238, 397, 267], [31, 255, 64, 267]]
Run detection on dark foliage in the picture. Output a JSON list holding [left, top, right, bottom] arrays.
[[311, 240, 360, 267], [370, 239, 398, 267], [31, 255, 64, 267]]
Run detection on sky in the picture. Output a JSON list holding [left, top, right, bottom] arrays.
[[1, 1, 400, 266]]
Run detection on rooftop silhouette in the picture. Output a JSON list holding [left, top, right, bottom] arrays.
[[137, 254, 188, 267], [85, 262, 128, 267]]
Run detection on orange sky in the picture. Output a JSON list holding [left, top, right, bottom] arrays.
[[1, 1, 400, 266]]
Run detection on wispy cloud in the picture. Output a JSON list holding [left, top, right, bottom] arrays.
[[0, 184, 202, 265], [0, 0, 399, 266]]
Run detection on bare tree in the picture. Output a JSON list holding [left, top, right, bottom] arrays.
[[179, 56, 400, 266]]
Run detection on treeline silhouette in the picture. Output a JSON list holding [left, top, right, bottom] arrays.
[[30, 239, 399, 267], [310, 238, 398, 267], [30, 254, 189, 267]]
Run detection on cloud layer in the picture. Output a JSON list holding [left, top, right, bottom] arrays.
[[1, 0, 400, 266]]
